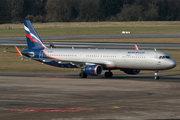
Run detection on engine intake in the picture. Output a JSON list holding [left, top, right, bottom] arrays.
[[84, 65, 103, 76], [121, 69, 141, 75]]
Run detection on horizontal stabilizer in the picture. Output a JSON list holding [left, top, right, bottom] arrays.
[[14, 46, 22, 57]]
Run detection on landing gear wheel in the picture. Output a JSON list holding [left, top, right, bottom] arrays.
[[155, 76, 159, 80], [105, 72, 113, 78], [79, 72, 87, 78], [154, 70, 159, 80]]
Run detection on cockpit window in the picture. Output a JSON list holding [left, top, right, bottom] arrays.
[[159, 56, 171, 59], [166, 56, 170, 59]]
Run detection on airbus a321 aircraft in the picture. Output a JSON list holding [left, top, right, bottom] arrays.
[[15, 20, 177, 79]]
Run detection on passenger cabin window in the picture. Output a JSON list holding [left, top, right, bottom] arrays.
[[159, 56, 170, 59]]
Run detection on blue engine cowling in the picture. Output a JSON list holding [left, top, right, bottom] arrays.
[[84, 65, 103, 76]]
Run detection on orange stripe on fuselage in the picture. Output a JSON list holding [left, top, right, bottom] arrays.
[[43, 49, 60, 60]]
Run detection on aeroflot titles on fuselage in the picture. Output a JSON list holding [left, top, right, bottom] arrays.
[[128, 51, 145, 54]]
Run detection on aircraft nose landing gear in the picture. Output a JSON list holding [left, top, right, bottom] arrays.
[[154, 70, 159, 80]]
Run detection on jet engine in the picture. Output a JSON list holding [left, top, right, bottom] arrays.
[[121, 69, 141, 75], [84, 65, 103, 76]]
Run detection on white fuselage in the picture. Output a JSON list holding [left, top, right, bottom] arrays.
[[42, 48, 176, 70]]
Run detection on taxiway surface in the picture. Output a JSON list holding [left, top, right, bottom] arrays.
[[1, 34, 180, 41], [1, 40, 180, 49], [0, 72, 180, 120], [1, 34, 180, 49]]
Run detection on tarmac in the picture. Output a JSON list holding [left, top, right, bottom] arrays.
[[1, 33, 180, 40], [1, 39, 180, 49], [0, 72, 180, 120], [1, 34, 180, 49]]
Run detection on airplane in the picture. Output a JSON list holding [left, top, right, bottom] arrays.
[[15, 20, 176, 80]]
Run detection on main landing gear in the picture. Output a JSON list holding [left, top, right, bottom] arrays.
[[154, 70, 159, 80], [79, 71, 87, 78], [104, 70, 113, 78]]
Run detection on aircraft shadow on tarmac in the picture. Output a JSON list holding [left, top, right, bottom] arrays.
[[1, 72, 180, 82], [85, 74, 180, 82]]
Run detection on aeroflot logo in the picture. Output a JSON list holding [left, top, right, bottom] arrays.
[[128, 51, 145, 54]]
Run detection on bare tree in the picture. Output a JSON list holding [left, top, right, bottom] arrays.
[[6, 0, 24, 22], [46, 0, 76, 22], [117, 4, 144, 21], [0, 0, 8, 23], [144, 3, 159, 21], [78, 0, 99, 21]]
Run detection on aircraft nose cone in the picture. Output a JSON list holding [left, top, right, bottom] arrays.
[[169, 60, 176, 68]]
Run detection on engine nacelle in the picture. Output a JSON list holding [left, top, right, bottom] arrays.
[[84, 65, 103, 76], [121, 69, 141, 75]]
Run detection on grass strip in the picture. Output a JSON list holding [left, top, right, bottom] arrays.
[[1, 21, 180, 37], [43, 37, 180, 44]]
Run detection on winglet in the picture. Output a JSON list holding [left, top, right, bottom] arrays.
[[135, 44, 139, 50], [14, 46, 22, 57]]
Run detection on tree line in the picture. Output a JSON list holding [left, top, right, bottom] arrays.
[[1, 0, 180, 23]]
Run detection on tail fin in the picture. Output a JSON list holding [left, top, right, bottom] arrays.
[[24, 20, 46, 50]]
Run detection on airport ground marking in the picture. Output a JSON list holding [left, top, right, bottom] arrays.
[[7, 107, 96, 112], [34, 75, 75, 78]]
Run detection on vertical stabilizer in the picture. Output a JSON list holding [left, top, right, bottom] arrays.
[[24, 20, 46, 50]]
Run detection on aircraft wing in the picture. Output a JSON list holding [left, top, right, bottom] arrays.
[[40, 58, 114, 68]]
